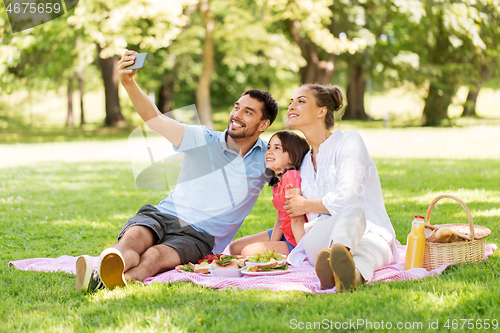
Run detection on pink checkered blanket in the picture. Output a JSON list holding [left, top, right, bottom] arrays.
[[8, 243, 496, 294]]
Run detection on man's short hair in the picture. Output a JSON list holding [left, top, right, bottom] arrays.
[[242, 89, 278, 125]]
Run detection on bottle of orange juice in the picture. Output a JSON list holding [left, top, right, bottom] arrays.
[[404, 215, 426, 270]]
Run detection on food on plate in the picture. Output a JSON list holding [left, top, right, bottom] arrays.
[[177, 254, 246, 274], [191, 261, 211, 274], [246, 249, 286, 263], [247, 261, 288, 272], [197, 253, 223, 264], [177, 260, 212, 274], [178, 264, 194, 273], [243, 249, 289, 273], [211, 255, 245, 270]]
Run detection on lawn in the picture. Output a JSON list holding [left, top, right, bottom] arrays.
[[1, 126, 499, 332]]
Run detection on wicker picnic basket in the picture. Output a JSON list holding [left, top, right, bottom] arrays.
[[422, 194, 491, 271]]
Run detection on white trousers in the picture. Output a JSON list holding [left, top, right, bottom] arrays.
[[303, 204, 393, 282]]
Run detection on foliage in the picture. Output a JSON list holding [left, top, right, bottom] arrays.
[[1, 0, 500, 128]]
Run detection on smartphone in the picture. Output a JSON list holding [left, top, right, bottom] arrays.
[[125, 53, 147, 70]]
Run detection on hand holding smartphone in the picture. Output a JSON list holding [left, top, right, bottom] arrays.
[[125, 53, 147, 70]]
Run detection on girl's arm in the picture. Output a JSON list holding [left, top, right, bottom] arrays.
[[285, 132, 369, 217], [286, 188, 307, 242], [284, 195, 329, 217], [270, 214, 283, 241]]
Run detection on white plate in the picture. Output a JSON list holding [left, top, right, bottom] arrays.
[[241, 267, 292, 276], [245, 258, 287, 267]]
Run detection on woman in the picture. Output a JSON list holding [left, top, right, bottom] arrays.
[[284, 84, 399, 292]]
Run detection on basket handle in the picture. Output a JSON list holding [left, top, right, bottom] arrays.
[[425, 194, 475, 240]]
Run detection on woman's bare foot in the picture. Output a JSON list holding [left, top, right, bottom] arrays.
[[329, 243, 356, 292], [315, 249, 335, 290]]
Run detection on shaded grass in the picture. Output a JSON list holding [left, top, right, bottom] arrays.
[[1, 157, 499, 332]]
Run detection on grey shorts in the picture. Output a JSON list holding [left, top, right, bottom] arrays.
[[118, 204, 215, 264]]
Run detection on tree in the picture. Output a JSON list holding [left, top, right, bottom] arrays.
[[96, 45, 125, 126], [391, 1, 494, 126], [195, 0, 215, 128], [147, 0, 305, 126], [340, 0, 413, 120], [67, 0, 193, 126], [276, 0, 364, 85], [1, 15, 85, 126], [271, 0, 403, 120], [66, 77, 75, 126], [211, 0, 305, 111], [461, 0, 500, 117]]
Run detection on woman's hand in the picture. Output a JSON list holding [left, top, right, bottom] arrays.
[[284, 193, 308, 217]]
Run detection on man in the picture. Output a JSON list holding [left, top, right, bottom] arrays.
[[75, 50, 278, 292]]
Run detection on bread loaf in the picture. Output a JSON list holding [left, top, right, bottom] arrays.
[[427, 227, 458, 243]]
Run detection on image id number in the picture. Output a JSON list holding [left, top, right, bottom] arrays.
[[6, 2, 62, 14], [444, 319, 498, 330]]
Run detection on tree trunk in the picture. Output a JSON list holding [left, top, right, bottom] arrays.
[[461, 83, 481, 117], [286, 20, 336, 85], [97, 45, 125, 127], [421, 10, 458, 127], [299, 48, 336, 85], [66, 78, 74, 127], [196, 0, 215, 128], [78, 66, 86, 126], [344, 61, 368, 120], [422, 81, 455, 126], [157, 72, 175, 114]]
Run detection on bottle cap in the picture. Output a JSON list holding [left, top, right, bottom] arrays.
[[414, 215, 425, 219]]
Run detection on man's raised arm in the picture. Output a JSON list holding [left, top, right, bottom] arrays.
[[117, 50, 184, 147]]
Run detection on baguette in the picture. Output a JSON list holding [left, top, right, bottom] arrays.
[[428, 227, 459, 243], [425, 225, 471, 241]]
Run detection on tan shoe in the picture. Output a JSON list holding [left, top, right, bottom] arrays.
[[315, 249, 335, 290], [98, 248, 127, 290], [329, 244, 356, 292]]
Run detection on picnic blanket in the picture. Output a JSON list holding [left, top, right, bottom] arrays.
[[9, 243, 497, 294]]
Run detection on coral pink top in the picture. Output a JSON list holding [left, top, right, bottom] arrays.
[[271, 170, 307, 247]]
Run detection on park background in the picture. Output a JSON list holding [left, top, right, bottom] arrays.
[[1, 0, 500, 332]]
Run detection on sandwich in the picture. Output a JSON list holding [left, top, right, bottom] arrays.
[[247, 259, 288, 272], [211, 255, 245, 270]]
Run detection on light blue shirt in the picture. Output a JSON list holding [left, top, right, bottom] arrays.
[[156, 124, 268, 253]]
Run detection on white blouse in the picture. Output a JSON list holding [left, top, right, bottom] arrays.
[[289, 130, 399, 264]]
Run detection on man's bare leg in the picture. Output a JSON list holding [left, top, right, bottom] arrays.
[[95, 225, 158, 290], [113, 225, 158, 272], [124, 244, 182, 281]]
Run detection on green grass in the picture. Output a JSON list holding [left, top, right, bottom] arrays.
[[1, 128, 500, 332]]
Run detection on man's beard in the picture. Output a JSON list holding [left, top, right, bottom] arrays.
[[227, 119, 260, 140]]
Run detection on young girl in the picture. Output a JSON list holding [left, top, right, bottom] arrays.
[[228, 131, 310, 257]]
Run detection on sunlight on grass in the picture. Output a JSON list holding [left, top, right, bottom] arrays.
[[417, 190, 500, 204], [51, 219, 118, 229], [473, 208, 500, 218], [91, 286, 137, 302], [383, 190, 500, 205], [360, 127, 500, 160], [110, 213, 135, 221], [406, 280, 487, 314]]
